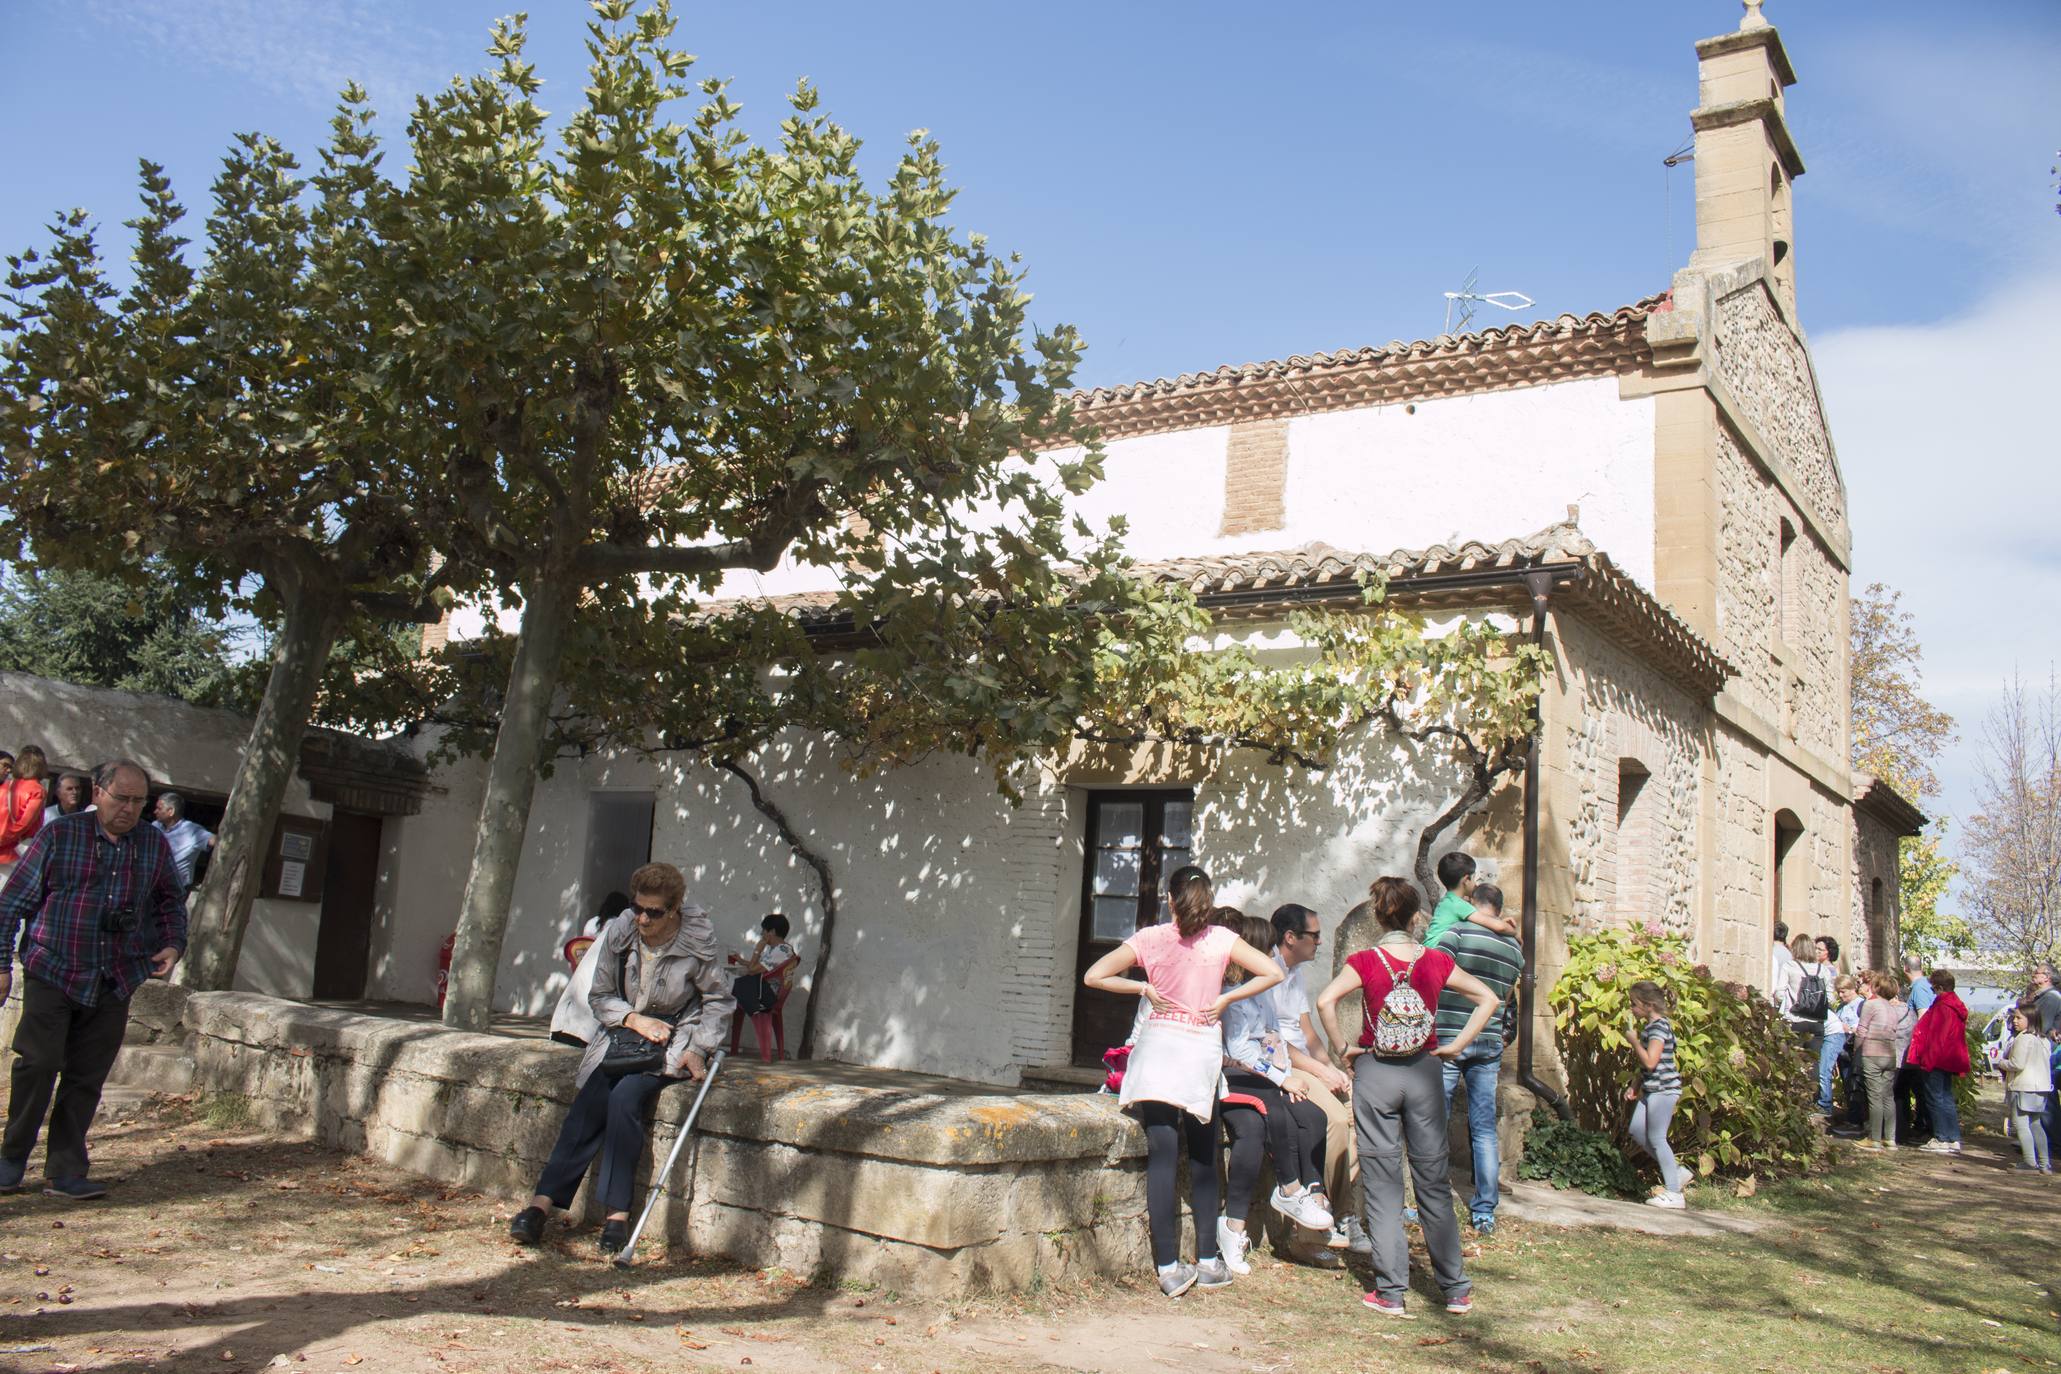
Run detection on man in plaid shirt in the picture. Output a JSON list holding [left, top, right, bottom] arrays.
[[0, 759, 188, 1199]]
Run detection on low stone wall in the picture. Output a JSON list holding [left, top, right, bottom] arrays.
[[142, 987, 1157, 1294], [6, 981, 1540, 1291]]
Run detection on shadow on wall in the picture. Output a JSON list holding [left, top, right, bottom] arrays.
[[650, 730, 1072, 1083]]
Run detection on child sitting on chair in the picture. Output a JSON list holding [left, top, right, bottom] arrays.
[[729, 912, 796, 1015]]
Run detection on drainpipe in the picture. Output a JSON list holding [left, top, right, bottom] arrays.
[[1519, 568, 1574, 1121]]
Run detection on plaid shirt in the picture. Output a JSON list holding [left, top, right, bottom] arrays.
[[0, 811, 188, 1008]]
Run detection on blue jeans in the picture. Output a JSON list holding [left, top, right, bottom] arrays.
[[1440, 1045, 1501, 1222], [1922, 1068, 1961, 1144], [1816, 1031, 1847, 1111]]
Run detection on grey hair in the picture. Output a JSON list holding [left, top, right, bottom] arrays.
[[157, 790, 187, 820], [92, 758, 152, 793], [1902, 953, 1925, 971]]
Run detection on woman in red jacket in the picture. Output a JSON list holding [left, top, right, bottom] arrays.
[[1905, 969, 1969, 1155], [0, 744, 49, 887]]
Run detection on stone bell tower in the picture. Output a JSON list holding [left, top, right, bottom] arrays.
[[1689, 0, 1804, 314]]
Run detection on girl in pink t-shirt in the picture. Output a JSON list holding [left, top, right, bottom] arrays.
[[1083, 865, 1281, 1298]]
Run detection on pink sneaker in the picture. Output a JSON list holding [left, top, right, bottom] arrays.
[[1361, 1294, 1413, 1319], [1445, 1293, 1474, 1315]]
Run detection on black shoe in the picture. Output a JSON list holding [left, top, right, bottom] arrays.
[[599, 1219, 629, 1255], [509, 1206, 547, 1246], [0, 1156, 26, 1194], [44, 1177, 108, 1201]]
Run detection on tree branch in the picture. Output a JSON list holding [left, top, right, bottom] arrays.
[[574, 478, 825, 579]]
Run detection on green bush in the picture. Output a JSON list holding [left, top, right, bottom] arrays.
[[1517, 1110, 1641, 1197], [1550, 927, 1825, 1181]]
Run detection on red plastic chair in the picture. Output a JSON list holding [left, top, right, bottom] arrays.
[[731, 955, 801, 1061]]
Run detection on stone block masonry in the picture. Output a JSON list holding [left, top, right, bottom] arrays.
[[120, 985, 1161, 1296]]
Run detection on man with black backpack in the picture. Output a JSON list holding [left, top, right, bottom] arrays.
[[1777, 932, 1829, 1073]]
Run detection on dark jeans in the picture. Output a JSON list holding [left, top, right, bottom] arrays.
[[1136, 1101, 1220, 1267], [4, 974, 132, 1180], [1922, 1069, 1961, 1144], [531, 1067, 668, 1216]]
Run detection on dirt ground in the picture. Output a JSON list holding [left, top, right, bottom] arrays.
[[0, 1088, 2056, 1374]]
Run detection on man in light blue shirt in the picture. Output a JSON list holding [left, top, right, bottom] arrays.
[[153, 792, 215, 891], [1902, 954, 1936, 1013]]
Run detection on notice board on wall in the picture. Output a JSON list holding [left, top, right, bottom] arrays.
[[261, 814, 329, 903]]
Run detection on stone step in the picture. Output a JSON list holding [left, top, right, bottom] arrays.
[[106, 1041, 196, 1095]]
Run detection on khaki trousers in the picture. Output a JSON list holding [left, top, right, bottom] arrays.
[[1281, 1069, 1356, 1204]]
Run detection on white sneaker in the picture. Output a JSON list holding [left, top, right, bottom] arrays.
[[1272, 1186, 1333, 1232], [1216, 1218, 1252, 1275], [1646, 1191, 1685, 1210]]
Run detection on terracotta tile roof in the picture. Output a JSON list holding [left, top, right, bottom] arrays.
[[1055, 295, 1669, 444], [708, 520, 1733, 699]]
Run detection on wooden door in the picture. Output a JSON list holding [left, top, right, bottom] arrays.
[[312, 811, 383, 1001], [1069, 789, 1194, 1067]]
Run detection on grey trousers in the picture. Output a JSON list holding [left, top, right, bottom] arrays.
[[1860, 1055, 1896, 1145], [1352, 1050, 1469, 1305]]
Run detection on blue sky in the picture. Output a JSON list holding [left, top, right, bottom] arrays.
[[5, 1, 2059, 856]]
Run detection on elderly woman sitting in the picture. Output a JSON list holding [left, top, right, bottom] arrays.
[[509, 862, 734, 1255]]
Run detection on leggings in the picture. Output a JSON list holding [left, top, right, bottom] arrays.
[[1135, 1101, 1221, 1267], [1222, 1104, 1267, 1221], [2012, 1094, 2051, 1171], [1224, 1070, 1328, 1192], [1629, 1090, 1685, 1194]]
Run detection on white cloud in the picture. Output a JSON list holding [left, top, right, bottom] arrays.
[[76, 0, 469, 117], [1816, 260, 2061, 826]]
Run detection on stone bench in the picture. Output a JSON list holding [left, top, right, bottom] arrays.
[[140, 986, 1158, 1294]]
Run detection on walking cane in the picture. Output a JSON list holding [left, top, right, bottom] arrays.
[[614, 1049, 726, 1268]]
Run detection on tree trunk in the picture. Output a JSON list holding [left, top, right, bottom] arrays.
[[442, 577, 578, 1031], [180, 581, 345, 990], [718, 758, 837, 1060]]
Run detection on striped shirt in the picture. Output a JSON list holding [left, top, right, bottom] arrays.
[[1434, 924, 1522, 1056], [1640, 1016, 1683, 1095]]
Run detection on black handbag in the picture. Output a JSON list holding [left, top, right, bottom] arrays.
[[598, 942, 673, 1075]]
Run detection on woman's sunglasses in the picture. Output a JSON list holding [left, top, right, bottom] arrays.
[[632, 902, 672, 920]]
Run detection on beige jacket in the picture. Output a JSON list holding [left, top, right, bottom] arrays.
[[575, 908, 735, 1086]]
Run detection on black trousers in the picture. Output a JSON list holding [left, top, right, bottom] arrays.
[[1894, 1063, 1933, 1144], [4, 974, 131, 1180], [531, 1067, 667, 1216], [1224, 1069, 1327, 1193]]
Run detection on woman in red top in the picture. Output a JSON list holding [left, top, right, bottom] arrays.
[[1905, 968, 1970, 1155], [0, 745, 49, 885], [1316, 876, 1499, 1319]]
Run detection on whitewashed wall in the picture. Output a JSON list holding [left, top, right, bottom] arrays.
[[0, 671, 330, 999]]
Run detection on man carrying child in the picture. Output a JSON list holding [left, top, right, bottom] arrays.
[[1428, 873, 1521, 1235]]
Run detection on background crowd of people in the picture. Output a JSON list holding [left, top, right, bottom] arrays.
[[1771, 922, 2059, 1171]]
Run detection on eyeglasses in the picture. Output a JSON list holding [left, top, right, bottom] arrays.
[[631, 902, 671, 920], [1299, 927, 1323, 943], [97, 788, 148, 808]]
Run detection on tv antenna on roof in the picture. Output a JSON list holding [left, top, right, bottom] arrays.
[[1443, 267, 1534, 334]]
